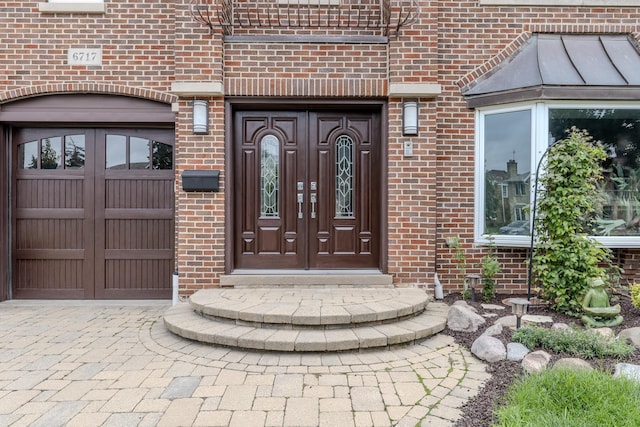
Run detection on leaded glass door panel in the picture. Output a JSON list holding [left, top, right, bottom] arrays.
[[234, 110, 380, 270]]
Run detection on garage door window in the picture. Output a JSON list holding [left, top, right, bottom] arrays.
[[106, 134, 173, 170], [18, 134, 85, 170]]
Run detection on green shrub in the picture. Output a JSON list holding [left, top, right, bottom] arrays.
[[631, 283, 640, 309], [512, 326, 635, 359], [533, 128, 615, 317], [480, 237, 500, 302], [494, 368, 640, 427]]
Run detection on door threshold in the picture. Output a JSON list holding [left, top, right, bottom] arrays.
[[220, 271, 393, 287]]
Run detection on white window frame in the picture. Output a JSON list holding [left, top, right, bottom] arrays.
[[476, 100, 640, 248]]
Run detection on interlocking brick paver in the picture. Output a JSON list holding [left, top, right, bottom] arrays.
[[0, 301, 489, 427], [283, 397, 319, 427], [193, 410, 232, 426], [352, 386, 385, 411], [29, 400, 88, 427], [157, 398, 202, 426], [272, 374, 304, 397], [218, 385, 257, 410]]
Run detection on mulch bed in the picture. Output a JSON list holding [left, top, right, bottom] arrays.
[[440, 292, 640, 427]]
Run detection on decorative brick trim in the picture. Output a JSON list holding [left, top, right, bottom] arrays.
[[526, 23, 640, 35], [0, 83, 177, 104], [225, 78, 388, 97], [457, 31, 531, 90]]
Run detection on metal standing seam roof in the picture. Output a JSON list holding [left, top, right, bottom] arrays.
[[461, 34, 640, 108]]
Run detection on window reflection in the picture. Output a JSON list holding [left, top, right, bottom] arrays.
[[65, 135, 85, 169], [484, 110, 531, 235], [41, 137, 62, 169], [152, 141, 173, 170], [550, 109, 640, 236], [130, 137, 149, 170], [19, 141, 39, 169], [106, 135, 127, 170]]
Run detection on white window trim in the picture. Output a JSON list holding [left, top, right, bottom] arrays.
[[476, 100, 640, 248]]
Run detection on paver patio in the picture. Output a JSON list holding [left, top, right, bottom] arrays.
[[0, 300, 490, 426]]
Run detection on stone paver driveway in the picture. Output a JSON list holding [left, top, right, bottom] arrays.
[[0, 300, 489, 426]]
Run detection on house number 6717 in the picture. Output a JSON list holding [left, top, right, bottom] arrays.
[[67, 48, 102, 66]]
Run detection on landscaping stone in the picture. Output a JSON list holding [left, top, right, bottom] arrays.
[[552, 358, 593, 371], [618, 327, 640, 347], [481, 324, 503, 337], [480, 304, 505, 311], [494, 316, 517, 329], [521, 350, 552, 374], [506, 343, 529, 361], [522, 314, 554, 325], [551, 323, 570, 330], [590, 327, 615, 340], [447, 304, 486, 332], [613, 363, 640, 382], [452, 300, 478, 312], [470, 335, 506, 363]]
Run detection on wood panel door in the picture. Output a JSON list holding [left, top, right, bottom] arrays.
[[12, 128, 174, 299], [234, 110, 381, 270]]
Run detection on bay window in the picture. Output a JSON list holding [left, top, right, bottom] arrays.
[[476, 102, 640, 248]]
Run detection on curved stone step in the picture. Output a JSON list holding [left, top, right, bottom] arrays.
[[164, 301, 448, 352], [189, 288, 430, 327]]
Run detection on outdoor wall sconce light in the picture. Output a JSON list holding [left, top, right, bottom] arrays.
[[509, 298, 530, 329], [403, 100, 418, 136], [192, 100, 209, 135]]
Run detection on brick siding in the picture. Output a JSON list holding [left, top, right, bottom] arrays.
[[2, 1, 640, 298]]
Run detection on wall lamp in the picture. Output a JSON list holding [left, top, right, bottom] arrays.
[[192, 100, 209, 135], [403, 100, 418, 136]]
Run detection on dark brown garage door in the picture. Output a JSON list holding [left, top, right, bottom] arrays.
[[12, 128, 174, 299]]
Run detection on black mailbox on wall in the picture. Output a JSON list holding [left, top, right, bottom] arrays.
[[182, 170, 220, 192]]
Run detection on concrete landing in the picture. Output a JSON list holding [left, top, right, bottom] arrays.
[[164, 288, 449, 352]]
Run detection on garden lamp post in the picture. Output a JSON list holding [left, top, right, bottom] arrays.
[[526, 138, 563, 301], [509, 298, 530, 329]]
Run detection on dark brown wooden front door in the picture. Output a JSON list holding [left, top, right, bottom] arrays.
[[12, 128, 174, 299], [234, 110, 381, 270]]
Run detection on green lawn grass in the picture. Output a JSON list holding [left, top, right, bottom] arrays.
[[493, 368, 640, 427]]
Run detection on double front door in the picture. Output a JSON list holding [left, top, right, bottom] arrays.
[[234, 109, 381, 270]]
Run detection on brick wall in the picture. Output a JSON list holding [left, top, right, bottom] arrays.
[[436, 1, 640, 293], [3, 1, 640, 298], [0, 1, 175, 92]]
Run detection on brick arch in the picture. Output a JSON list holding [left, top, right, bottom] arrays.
[[0, 83, 177, 104]]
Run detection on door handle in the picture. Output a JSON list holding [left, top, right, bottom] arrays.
[[310, 193, 317, 219], [297, 193, 304, 219]]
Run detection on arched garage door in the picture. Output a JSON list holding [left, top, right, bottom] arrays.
[[12, 127, 174, 299]]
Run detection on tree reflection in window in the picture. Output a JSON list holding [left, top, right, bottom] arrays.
[[336, 135, 354, 217], [260, 135, 279, 217], [106, 134, 173, 170], [19, 136, 83, 170]]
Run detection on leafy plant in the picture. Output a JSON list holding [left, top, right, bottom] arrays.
[[533, 127, 616, 317], [512, 326, 635, 359], [480, 237, 500, 302], [631, 283, 640, 309], [448, 236, 471, 299], [494, 368, 640, 427]]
